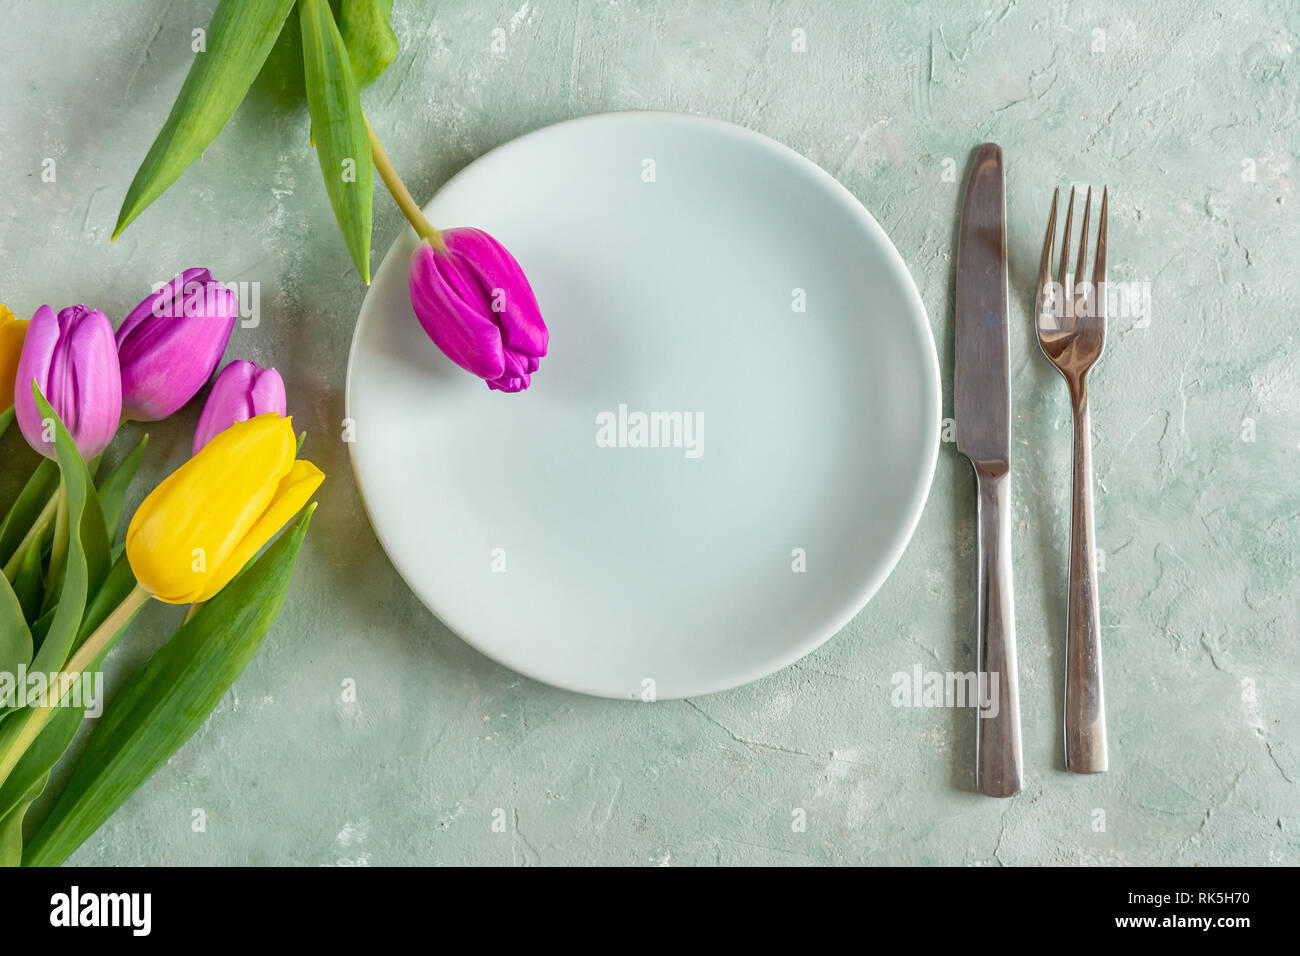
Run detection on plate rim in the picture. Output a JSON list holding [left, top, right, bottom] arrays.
[[345, 109, 941, 699]]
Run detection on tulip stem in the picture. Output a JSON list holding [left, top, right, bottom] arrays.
[[2, 485, 62, 582], [364, 114, 447, 254], [0, 585, 150, 789], [62, 586, 150, 687]]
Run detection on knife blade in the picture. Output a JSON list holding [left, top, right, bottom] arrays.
[[954, 143, 1022, 798]]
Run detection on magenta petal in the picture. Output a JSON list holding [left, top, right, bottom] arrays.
[[192, 359, 287, 455], [499, 348, 531, 380], [407, 229, 549, 394], [15, 305, 121, 461], [445, 228, 549, 359], [116, 268, 211, 349], [117, 268, 238, 421], [487, 373, 529, 393], [488, 348, 531, 392], [65, 309, 123, 459], [13, 305, 59, 458], [409, 242, 507, 380], [247, 363, 286, 414]]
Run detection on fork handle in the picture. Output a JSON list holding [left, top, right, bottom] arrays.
[[1065, 388, 1108, 772], [975, 470, 1022, 797]]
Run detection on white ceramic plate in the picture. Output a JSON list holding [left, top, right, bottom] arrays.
[[347, 112, 939, 699]]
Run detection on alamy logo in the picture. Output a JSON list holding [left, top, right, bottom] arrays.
[[595, 404, 703, 459], [891, 665, 1000, 718], [0, 666, 102, 716], [149, 277, 260, 328], [50, 886, 151, 936]]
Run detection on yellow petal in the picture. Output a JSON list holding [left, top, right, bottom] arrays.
[[0, 309, 28, 414], [193, 458, 324, 602], [126, 414, 296, 603]]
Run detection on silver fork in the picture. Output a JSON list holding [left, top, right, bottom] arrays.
[[1034, 186, 1109, 774]]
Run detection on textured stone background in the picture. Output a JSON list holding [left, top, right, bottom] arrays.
[[0, 0, 1296, 865]]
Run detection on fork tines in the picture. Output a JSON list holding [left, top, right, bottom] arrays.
[[1035, 186, 1108, 329]]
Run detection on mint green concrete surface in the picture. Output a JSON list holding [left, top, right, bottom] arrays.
[[0, 0, 1296, 865]]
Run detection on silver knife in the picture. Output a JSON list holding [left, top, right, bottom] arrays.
[[954, 143, 1022, 798]]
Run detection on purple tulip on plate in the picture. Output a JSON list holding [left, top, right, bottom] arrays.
[[14, 304, 122, 461], [409, 228, 548, 393], [117, 267, 239, 421], [192, 359, 287, 455]]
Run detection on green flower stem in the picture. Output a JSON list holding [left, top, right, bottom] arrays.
[[2, 485, 62, 582], [0, 585, 151, 789], [365, 114, 446, 253]]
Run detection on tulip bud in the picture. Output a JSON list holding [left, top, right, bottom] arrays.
[[14, 305, 122, 461], [408, 228, 548, 393], [0, 304, 27, 414], [116, 268, 238, 421], [192, 359, 287, 455], [126, 414, 323, 604]]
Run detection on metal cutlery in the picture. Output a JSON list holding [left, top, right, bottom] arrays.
[[1034, 186, 1109, 774], [954, 143, 1023, 798]]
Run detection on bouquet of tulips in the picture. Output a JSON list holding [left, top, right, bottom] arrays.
[[0, 0, 552, 870], [0, 279, 322, 867]]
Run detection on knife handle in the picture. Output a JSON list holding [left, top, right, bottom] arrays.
[[1065, 391, 1108, 773], [975, 469, 1022, 797]]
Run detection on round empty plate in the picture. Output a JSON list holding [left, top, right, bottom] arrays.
[[347, 111, 939, 699]]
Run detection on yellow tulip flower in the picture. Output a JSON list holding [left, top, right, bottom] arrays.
[[0, 304, 28, 413], [126, 413, 323, 604]]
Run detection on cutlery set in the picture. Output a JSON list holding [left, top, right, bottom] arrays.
[[954, 144, 1109, 797]]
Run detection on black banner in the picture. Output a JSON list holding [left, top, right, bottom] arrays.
[[0, 864, 1275, 941]]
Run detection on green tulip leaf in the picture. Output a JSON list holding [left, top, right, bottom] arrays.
[[0, 459, 58, 571], [27, 386, 110, 676], [0, 553, 143, 846], [0, 613, 125, 836], [24, 505, 315, 867], [26, 607, 53, 655], [256, 0, 398, 104], [0, 775, 45, 867], [254, 8, 307, 104], [0, 571, 31, 678], [339, 0, 398, 88], [12, 523, 46, 625], [301, 0, 374, 283], [112, 0, 298, 239], [2, 553, 140, 727], [0, 407, 12, 441], [96, 433, 149, 545], [77, 553, 144, 659], [0, 709, 76, 847], [0, 388, 117, 837]]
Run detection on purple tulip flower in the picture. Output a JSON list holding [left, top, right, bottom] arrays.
[[14, 305, 122, 461], [116, 267, 238, 421], [192, 359, 287, 455], [408, 229, 548, 393]]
